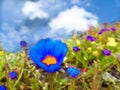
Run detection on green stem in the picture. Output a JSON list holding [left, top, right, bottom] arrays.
[[107, 85, 112, 90], [4, 53, 9, 73], [49, 73, 54, 90], [13, 67, 24, 87], [3, 53, 10, 88], [71, 79, 75, 90], [76, 52, 78, 67], [13, 56, 26, 87]]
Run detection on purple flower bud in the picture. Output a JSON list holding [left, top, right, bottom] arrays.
[[8, 71, 17, 80], [102, 49, 111, 56], [20, 41, 27, 47], [73, 46, 80, 52]]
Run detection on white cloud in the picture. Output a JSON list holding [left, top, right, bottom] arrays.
[[22, 1, 48, 20], [49, 6, 98, 35]]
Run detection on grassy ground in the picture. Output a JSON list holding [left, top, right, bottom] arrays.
[[0, 22, 120, 90]]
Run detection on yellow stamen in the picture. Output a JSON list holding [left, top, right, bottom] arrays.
[[42, 55, 57, 66]]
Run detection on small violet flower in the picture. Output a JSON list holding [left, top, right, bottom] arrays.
[[8, 71, 17, 80], [102, 49, 111, 56], [111, 27, 117, 32], [73, 46, 80, 52], [86, 35, 96, 42], [0, 85, 6, 90], [67, 67, 80, 78], [98, 28, 109, 35]]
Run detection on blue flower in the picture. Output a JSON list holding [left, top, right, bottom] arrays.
[[8, 71, 17, 80], [29, 38, 68, 73], [73, 46, 80, 52], [20, 41, 27, 47], [102, 49, 111, 56], [0, 85, 6, 90], [67, 67, 80, 78]]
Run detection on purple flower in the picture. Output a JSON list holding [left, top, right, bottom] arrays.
[[67, 67, 80, 78], [73, 46, 80, 52], [86, 35, 96, 42], [98, 31, 103, 35], [20, 41, 27, 47], [102, 49, 111, 56], [8, 71, 17, 80], [0, 85, 6, 90], [98, 28, 105, 35], [98, 28, 110, 35], [111, 27, 117, 32]]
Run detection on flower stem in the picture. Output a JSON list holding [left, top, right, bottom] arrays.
[[49, 73, 54, 90], [71, 79, 75, 90], [3, 53, 10, 87], [76, 52, 78, 67], [13, 56, 26, 87], [107, 85, 112, 90], [92, 61, 98, 90]]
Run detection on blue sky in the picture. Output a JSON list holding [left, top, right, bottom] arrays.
[[0, 0, 120, 52]]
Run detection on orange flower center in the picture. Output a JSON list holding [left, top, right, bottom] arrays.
[[42, 55, 57, 66]]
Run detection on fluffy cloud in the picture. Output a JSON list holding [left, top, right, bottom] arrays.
[[49, 6, 98, 35], [22, 1, 48, 20], [0, 0, 99, 52]]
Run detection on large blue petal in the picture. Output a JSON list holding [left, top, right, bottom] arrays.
[[29, 46, 44, 62], [35, 38, 54, 56], [47, 64, 61, 73], [52, 40, 68, 65]]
